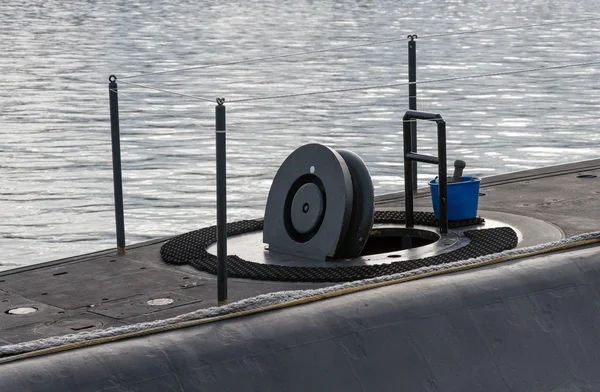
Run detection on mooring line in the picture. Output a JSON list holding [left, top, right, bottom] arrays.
[[118, 16, 600, 81], [227, 59, 600, 103]]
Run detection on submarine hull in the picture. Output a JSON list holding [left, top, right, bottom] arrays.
[[2, 245, 600, 391]]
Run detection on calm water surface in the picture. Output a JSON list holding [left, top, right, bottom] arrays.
[[1, 0, 599, 270]]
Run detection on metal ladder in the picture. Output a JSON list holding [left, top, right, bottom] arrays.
[[402, 110, 448, 234]]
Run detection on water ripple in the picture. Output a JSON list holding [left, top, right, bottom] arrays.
[[1, 0, 599, 269]]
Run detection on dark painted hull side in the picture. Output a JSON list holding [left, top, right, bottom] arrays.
[[2, 245, 600, 391]]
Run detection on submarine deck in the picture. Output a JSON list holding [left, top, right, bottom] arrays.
[[1, 159, 599, 346]]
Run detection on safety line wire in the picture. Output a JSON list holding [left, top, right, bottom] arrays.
[[227, 59, 600, 103], [110, 93, 599, 135], [112, 89, 213, 129], [118, 80, 215, 103], [118, 16, 600, 80], [418, 16, 600, 39], [12, 71, 103, 87], [118, 38, 405, 80], [224, 113, 599, 137]]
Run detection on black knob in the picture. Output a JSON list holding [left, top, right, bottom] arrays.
[[452, 160, 466, 183]]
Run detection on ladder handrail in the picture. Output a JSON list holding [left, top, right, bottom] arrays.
[[402, 110, 448, 234]]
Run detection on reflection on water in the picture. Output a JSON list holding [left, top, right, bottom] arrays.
[[1, 0, 599, 268]]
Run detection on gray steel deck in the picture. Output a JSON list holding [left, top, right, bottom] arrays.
[[1, 159, 598, 345]]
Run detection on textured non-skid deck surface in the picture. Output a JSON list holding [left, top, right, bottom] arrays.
[[0, 243, 331, 346], [161, 211, 516, 282]]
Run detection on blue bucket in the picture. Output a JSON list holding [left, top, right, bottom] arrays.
[[429, 176, 481, 221]]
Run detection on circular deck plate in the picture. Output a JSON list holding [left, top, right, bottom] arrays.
[[207, 209, 563, 268], [6, 307, 37, 315]]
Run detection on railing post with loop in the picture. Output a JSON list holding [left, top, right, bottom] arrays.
[[408, 34, 418, 191], [437, 120, 448, 231], [215, 98, 228, 305], [108, 75, 126, 254]]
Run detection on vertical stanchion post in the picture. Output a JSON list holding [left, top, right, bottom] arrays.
[[108, 75, 126, 255], [437, 120, 448, 234], [403, 117, 414, 228], [215, 98, 228, 305], [408, 35, 418, 192]]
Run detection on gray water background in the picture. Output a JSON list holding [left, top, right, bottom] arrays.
[[1, 0, 599, 270]]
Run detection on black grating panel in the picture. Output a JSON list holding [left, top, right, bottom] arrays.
[[160, 212, 516, 282]]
